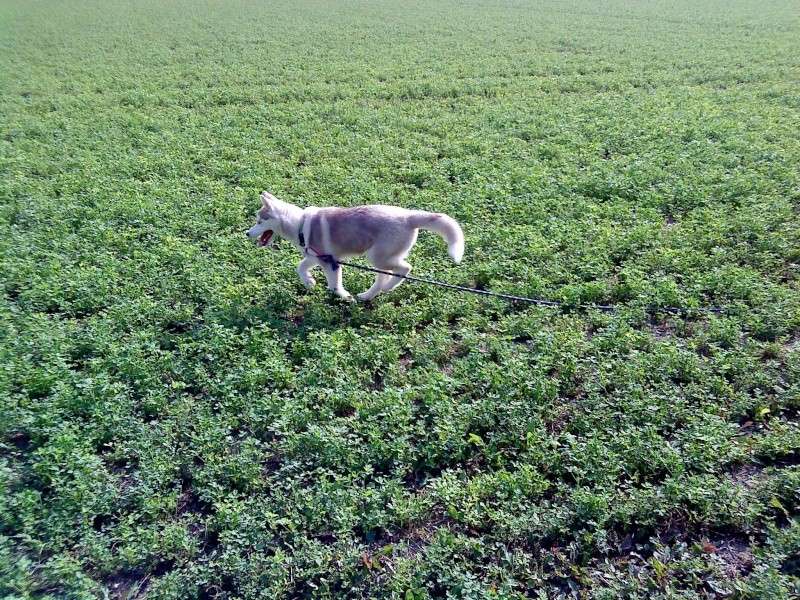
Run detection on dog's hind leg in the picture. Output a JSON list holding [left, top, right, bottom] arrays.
[[379, 259, 411, 292], [367, 231, 415, 296], [357, 273, 389, 301]]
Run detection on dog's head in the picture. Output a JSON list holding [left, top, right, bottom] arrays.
[[246, 192, 281, 247]]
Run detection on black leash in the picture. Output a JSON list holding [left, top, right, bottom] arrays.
[[311, 253, 725, 316], [296, 219, 724, 315]]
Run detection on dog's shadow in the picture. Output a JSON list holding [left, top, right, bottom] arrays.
[[207, 288, 387, 342]]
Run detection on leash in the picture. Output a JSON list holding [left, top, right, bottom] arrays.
[[312, 253, 726, 316], [296, 219, 724, 315]]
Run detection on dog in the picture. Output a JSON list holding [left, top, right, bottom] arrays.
[[246, 191, 464, 301]]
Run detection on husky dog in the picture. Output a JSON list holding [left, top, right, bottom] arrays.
[[246, 191, 464, 301]]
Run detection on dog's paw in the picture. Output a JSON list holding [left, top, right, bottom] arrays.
[[303, 277, 316, 289], [326, 287, 354, 302], [356, 292, 376, 302]]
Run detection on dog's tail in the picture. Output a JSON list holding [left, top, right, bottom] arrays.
[[409, 211, 465, 264]]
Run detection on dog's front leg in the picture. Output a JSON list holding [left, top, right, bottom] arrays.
[[297, 256, 317, 289], [322, 264, 353, 302]]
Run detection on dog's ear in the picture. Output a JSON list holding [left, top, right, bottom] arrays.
[[260, 191, 286, 218]]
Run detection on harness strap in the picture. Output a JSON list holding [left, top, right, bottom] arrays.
[[312, 252, 340, 270], [297, 214, 339, 270], [297, 216, 306, 248]]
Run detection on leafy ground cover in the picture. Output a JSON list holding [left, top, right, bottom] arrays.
[[1, 0, 799, 597]]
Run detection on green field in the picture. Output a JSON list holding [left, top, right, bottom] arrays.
[[2, 0, 800, 597]]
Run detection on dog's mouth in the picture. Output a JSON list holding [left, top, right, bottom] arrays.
[[257, 230, 274, 247]]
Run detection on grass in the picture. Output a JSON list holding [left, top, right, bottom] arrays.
[[1, 0, 799, 597]]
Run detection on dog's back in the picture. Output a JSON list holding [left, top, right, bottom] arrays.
[[307, 205, 414, 258], [305, 203, 463, 269]]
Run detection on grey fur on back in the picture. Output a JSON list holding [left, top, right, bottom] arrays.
[[308, 206, 422, 260]]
